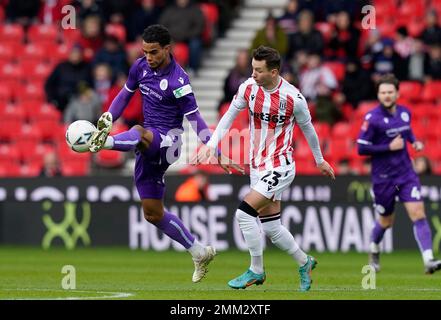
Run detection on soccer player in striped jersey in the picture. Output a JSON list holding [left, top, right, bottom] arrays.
[[357, 73, 441, 274], [194, 46, 335, 291]]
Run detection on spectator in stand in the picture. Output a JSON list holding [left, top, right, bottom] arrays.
[[337, 158, 353, 175], [424, 44, 441, 81], [421, 10, 441, 46], [287, 10, 324, 60], [221, 49, 252, 107], [38, 0, 64, 25], [281, 63, 298, 86], [101, 0, 136, 24], [394, 27, 414, 61], [78, 14, 104, 62], [300, 52, 340, 125], [277, 0, 300, 36], [40, 151, 62, 178], [103, 73, 143, 128], [45, 45, 92, 112], [93, 34, 128, 77], [92, 63, 113, 106], [159, 0, 205, 73], [371, 38, 407, 83], [5, 0, 40, 25], [64, 82, 101, 124], [408, 39, 426, 82], [341, 58, 373, 108], [328, 10, 360, 61], [175, 171, 211, 202], [75, 0, 104, 22], [251, 13, 288, 58], [127, 0, 162, 42]]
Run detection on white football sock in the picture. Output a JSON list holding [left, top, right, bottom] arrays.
[[104, 136, 114, 149], [188, 239, 205, 259], [423, 249, 434, 265], [261, 216, 307, 266], [236, 207, 264, 274]]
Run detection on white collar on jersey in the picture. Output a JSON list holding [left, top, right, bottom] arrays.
[[262, 76, 283, 93]]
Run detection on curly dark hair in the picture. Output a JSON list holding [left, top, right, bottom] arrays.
[[142, 24, 171, 47], [376, 73, 400, 92]]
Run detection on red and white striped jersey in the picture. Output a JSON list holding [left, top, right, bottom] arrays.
[[231, 77, 312, 171]]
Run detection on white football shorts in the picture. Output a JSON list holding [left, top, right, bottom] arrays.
[[250, 164, 296, 201]]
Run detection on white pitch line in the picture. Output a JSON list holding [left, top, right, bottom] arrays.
[[0, 288, 134, 300]]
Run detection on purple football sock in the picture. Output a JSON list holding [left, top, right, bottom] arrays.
[[413, 218, 433, 252], [371, 220, 387, 244], [154, 211, 195, 249], [111, 127, 141, 151]]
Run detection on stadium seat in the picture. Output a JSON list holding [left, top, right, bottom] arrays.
[[47, 43, 70, 65], [61, 160, 90, 176], [0, 118, 22, 142], [323, 62, 345, 82], [199, 3, 219, 45], [61, 28, 81, 46], [14, 124, 43, 153], [95, 150, 125, 168], [0, 85, 13, 104], [377, 19, 397, 39], [399, 81, 423, 102], [315, 22, 334, 43], [34, 103, 62, 122], [407, 19, 425, 38], [105, 23, 127, 43], [0, 24, 25, 43], [0, 144, 21, 163], [21, 61, 52, 84], [20, 162, 43, 177], [421, 81, 441, 102], [0, 63, 24, 89], [312, 122, 331, 140], [356, 101, 378, 118], [173, 42, 189, 67], [0, 43, 15, 65], [18, 43, 47, 63], [0, 162, 21, 177], [331, 122, 351, 139], [15, 83, 45, 104], [27, 24, 59, 44]]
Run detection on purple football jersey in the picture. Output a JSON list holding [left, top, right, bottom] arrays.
[[125, 55, 198, 135], [357, 104, 417, 183]]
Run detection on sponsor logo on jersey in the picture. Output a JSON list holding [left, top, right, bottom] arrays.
[[160, 79, 168, 91]]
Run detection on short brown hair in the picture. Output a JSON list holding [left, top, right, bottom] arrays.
[[376, 73, 399, 92], [252, 46, 281, 71]]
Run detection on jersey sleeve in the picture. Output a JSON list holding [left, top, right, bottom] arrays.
[[229, 81, 250, 111], [357, 113, 376, 146], [125, 60, 140, 92], [293, 92, 311, 125], [173, 73, 198, 116]]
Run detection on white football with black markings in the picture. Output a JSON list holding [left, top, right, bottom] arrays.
[[65, 120, 97, 153]]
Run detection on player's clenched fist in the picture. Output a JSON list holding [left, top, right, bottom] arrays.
[[317, 160, 335, 180]]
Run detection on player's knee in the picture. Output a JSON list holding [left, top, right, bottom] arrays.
[[143, 209, 163, 224], [378, 216, 394, 228]]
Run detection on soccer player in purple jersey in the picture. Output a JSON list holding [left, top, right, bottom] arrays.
[[87, 24, 244, 282], [357, 74, 441, 274]]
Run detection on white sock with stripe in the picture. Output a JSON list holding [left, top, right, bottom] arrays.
[[260, 213, 307, 266]]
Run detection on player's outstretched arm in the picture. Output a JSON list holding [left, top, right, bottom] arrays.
[[188, 107, 244, 174]]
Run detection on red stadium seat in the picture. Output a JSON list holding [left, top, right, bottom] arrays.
[[407, 19, 425, 38], [0, 162, 21, 177], [0, 85, 13, 104], [0, 24, 25, 43], [0, 63, 24, 89], [312, 122, 331, 139], [95, 150, 125, 168], [15, 83, 45, 104], [18, 43, 47, 63], [61, 160, 90, 176], [32, 120, 63, 141], [14, 124, 43, 152], [399, 81, 423, 102], [377, 19, 397, 38], [323, 62, 345, 82], [47, 43, 71, 65], [356, 101, 378, 118], [0, 43, 15, 65], [331, 122, 351, 139], [21, 61, 53, 84], [421, 81, 441, 102], [173, 42, 189, 67], [105, 23, 126, 43], [0, 118, 22, 142], [0, 144, 21, 163], [61, 28, 81, 46], [28, 24, 59, 44], [20, 162, 43, 177], [325, 138, 353, 162], [315, 22, 334, 43], [34, 103, 62, 122], [199, 3, 219, 44]]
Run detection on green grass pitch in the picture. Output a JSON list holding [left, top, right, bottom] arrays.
[[1, 246, 440, 300]]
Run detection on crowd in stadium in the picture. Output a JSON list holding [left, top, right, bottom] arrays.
[[0, 0, 440, 177]]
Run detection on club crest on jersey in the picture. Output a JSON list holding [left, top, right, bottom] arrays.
[[251, 94, 255, 101], [143, 70, 147, 78], [401, 112, 409, 122], [279, 99, 286, 110], [160, 79, 168, 91], [178, 77, 184, 84]]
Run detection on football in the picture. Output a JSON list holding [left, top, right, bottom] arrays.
[[65, 120, 97, 153]]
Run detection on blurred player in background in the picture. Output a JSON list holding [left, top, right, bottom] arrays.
[[87, 24, 243, 282], [357, 73, 441, 274], [194, 46, 335, 291]]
